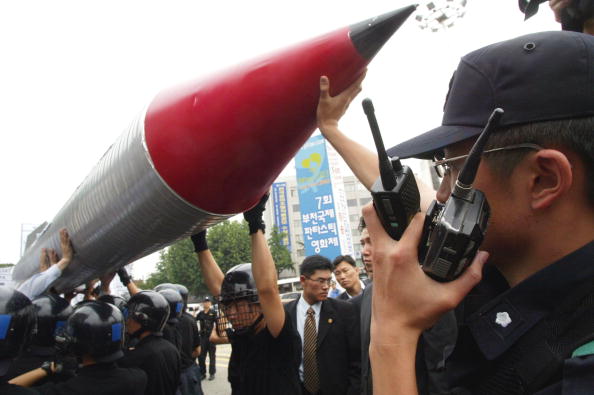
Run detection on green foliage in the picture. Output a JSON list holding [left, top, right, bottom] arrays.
[[143, 220, 296, 298], [207, 220, 251, 274], [268, 226, 295, 276]]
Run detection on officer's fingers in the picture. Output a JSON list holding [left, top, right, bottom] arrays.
[[48, 249, 59, 264], [319, 76, 330, 99], [361, 203, 395, 254], [443, 251, 488, 308], [344, 70, 367, 98], [397, 212, 426, 252]]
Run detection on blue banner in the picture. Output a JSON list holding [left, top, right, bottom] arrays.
[[295, 135, 341, 258], [272, 182, 292, 251]]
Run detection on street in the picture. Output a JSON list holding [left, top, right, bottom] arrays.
[[200, 343, 231, 395]]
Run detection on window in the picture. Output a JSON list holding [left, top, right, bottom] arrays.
[[359, 197, 372, 205], [347, 199, 357, 207], [292, 204, 300, 212]]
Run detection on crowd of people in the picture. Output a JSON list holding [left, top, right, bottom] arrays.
[[2, 1, 594, 394]]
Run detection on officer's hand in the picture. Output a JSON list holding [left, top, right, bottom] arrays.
[[316, 71, 366, 134], [56, 228, 74, 270], [243, 193, 269, 234], [362, 203, 488, 340], [117, 267, 132, 286], [39, 248, 50, 272], [191, 231, 208, 253]]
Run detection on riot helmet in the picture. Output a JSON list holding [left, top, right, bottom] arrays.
[[154, 283, 189, 307], [157, 288, 183, 324], [31, 294, 73, 348], [127, 290, 169, 334], [216, 264, 262, 336], [55, 300, 124, 363], [97, 294, 128, 319], [0, 287, 35, 360]]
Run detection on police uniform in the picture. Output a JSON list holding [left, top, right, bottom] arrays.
[[119, 334, 181, 395], [196, 308, 217, 378], [34, 362, 147, 395], [445, 241, 594, 394]]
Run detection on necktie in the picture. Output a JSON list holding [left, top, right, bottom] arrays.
[[303, 307, 320, 394]]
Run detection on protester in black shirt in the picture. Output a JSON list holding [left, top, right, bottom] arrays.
[[119, 290, 181, 395], [0, 287, 39, 395], [10, 300, 147, 395], [154, 283, 203, 395], [191, 194, 302, 395]]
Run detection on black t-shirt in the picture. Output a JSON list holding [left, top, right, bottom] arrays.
[[178, 313, 201, 370], [162, 322, 183, 353], [232, 316, 301, 395], [4, 348, 77, 386], [119, 334, 181, 395], [0, 383, 40, 395], [35, 362, 147, 395], [196, 310, 217, 336]]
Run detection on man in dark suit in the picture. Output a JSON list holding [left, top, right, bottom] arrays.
[[332, 255, 366, 300], [285, 255, 361, 395]]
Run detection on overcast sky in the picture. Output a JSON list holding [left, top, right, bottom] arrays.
[[0, 1, 557, 279]]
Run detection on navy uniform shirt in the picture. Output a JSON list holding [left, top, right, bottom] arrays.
[[446, 241, 594, 394]]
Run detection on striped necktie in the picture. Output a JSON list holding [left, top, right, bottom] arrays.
[[303, 306, 320, 394]]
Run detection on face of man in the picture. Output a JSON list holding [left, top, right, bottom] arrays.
[[202, 300, 211, 311], [224, 299, 260, 330], [436, 138, 528, 266], [300, 269, 332, 304], [125, 317, 141, 335], [334, 262, 359, 291], [360, 228, 373, 279]]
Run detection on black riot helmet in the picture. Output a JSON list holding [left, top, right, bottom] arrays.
[[157, 288, 184, 324], [97, 294, 129, 319], [154, 283, 189, 307], [31, 294, 73, 348], [127, 290, 169, 333], [0, 287, 35, 360], [216, 264, 262, 337], [55, 300, 125, 363], [219, 263, 259, 306]]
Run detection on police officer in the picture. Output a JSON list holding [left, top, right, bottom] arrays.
[[10, 300, 147, 394], [119, 290, 181, 395], [196, 297, 217, 381], [4, 294, 76, 385], [155, 283, 202, 395], [0, 286, 38, 395], [322, 31, 594, 394]]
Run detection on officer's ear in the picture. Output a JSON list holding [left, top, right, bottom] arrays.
[[528, 149, 573, 210]]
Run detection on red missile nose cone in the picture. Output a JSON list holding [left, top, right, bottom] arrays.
[[144, 7, 416, 215]]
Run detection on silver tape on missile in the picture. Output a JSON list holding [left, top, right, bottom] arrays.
[[12, 109, 231, 292]]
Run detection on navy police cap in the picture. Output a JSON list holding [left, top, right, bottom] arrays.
[[387, 31, 594, 160]]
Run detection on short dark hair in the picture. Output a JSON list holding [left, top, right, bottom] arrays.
[[300, 255, 333, 276], [332, 255, 356, 269], [484, 116, 594, 206], [358, 216, 366, 232]]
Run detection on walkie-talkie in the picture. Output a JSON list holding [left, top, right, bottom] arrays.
[[362, 98, 420, 240], [419, 108, 504, 282]]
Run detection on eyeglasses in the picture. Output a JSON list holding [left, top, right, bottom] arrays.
[[305, 276, 333, 286], [433, 143, 544, 178]]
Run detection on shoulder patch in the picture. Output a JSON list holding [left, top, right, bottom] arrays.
[[572, 340, 594, 358]]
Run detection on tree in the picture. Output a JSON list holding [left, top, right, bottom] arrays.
[[143, 220, 295, 297], [268, 226, 295, 276]]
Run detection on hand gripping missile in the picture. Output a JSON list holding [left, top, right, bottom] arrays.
[[13, 5, 417, 291]]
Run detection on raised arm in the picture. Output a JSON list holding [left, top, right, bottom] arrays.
[[317, 72, 380, 190], [117, 267, 141, 296], [244, 194, 285, 338], [317, 75, 435, 212], [191, 231, 225, 297]]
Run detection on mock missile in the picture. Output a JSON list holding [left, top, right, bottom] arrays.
[[13, 5, 417, 292]]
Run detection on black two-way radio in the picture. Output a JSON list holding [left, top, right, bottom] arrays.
[[362, 98, 420, 240], [419, 108, 503, 281]]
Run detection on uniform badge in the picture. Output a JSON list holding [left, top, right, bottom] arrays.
[[328, 318, 333, 324], [495, 312, 512, 328]]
